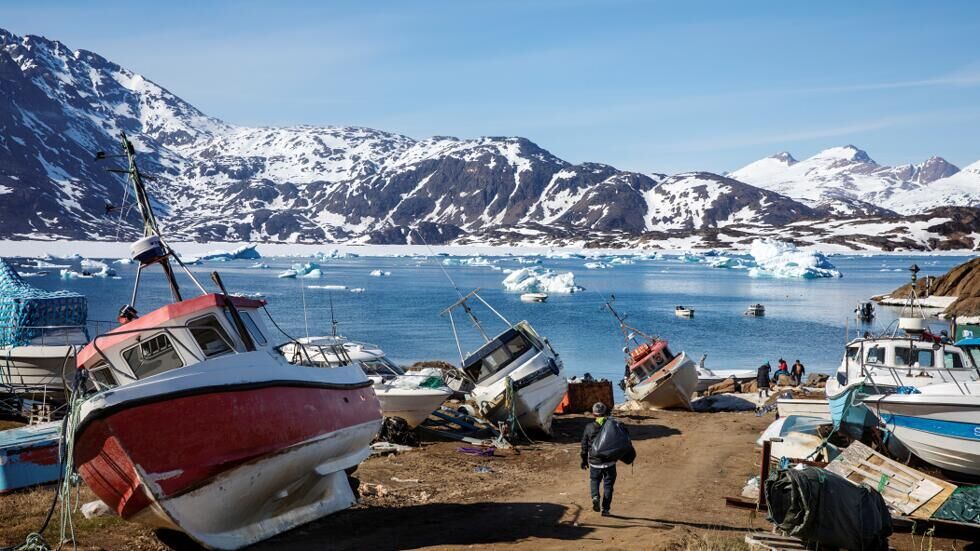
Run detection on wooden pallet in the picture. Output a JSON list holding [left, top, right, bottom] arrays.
[[825, 440, 956, 519], [745, 532, 808, 550]]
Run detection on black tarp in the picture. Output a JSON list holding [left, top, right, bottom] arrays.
[[589, 419, 636, 464], [765, 467, 892, 550]]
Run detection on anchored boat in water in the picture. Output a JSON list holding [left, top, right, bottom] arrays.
[[71, 133, 382, 550], [442, 290, 567, 435], [606, 298, 698, 410]]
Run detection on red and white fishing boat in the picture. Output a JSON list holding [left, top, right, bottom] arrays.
[[71, 133, 382, 550]]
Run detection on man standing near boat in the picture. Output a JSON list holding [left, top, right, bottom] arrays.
[[791, 360, 806, 386], [757, 361, 772, 399], [581, 402, 617, 516]]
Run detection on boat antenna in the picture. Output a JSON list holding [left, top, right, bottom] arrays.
[[95, 131, 206, 311], [411, 227, 465, 301], [329, 291, 339, 338], [602, 295, 653, 347], [300, 278, 310, 340]]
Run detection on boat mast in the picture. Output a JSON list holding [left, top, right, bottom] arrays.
[[603, 296, 654, 350], [98, 132, 205, 313]]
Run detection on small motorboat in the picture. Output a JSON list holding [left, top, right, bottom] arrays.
[[0, 258, 89, 400], [744, 303, 765, 316], [694, 355, 756, 393], [674, 306, 694, 318], [520, 293, 548, 303], [775, 398, 831, 421], [72, 133, 383, 550], [606, 299, 698, 409], [855, 301, 875, 322], [282, 335, 452, 428], [866, 381, 980, 476], [443, 290, 567, 435]]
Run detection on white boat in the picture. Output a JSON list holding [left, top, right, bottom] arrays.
[[444, 291, 567, 435], [758, 415, 838, 462], [694, 355, 756, 393], [865, 381, 980, 476], [0, 258, 89, 399], [776, 398, 831, 421], [72, 133, 383, 550], [674, 306, 694, 318], [282, 335, 451, 428], [520, 293, 548, 303], [744, 304, 765, 316]]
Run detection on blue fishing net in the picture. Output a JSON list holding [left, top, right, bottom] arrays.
[[0, 258, 87, 347]]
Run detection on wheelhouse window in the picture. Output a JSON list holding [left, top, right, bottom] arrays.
[[866, 347, 885, 364], [360, 357, 405, 378], [846, 346, 861, 362], [188, 315, 234, 358], [223, 310, 268, 346], [914, 349, 934, 368], [122, 333, 184, 379], [965, 347, 980, 368], [894, 347, 911, 366], [465, 332, 534, 382], [88, 361, 117, 390], [943, 351, 963, 368]]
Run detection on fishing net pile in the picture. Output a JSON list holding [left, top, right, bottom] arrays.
[[0, 258, 87, 347]]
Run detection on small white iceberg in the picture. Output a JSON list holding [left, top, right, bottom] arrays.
[[113, 258, 134, 265], [442, 257, 495, 266], [584, 261, 613, 270], [502, 267, 583, 294], [608, 257, 634, 265], [308, 284, 347, 290], [349, 288, 365, 293], [277, 270, 298, 279], [249, 262, 270, 269]]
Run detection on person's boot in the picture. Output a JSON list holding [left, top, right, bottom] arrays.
[[592, 497, 600, 512]]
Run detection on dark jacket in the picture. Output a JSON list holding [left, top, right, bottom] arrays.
[[792, 362, 805, 377], [757, 363, 771, 386], [581, 419, 604, 465]]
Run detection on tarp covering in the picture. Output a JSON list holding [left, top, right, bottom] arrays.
[[0, 258, 87, 347], [765, 467, 892, 550], [932, 486, 980, 525]]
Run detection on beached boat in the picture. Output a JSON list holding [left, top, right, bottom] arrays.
[[72, 133, 382, 550], [605, 299, 698, 409], [775, 398, 831, 421], [0, 421, 62, 493], [520, 292, 548, 303], [744, 303, 765, 316], [0, 258, 88, 399], [282, 335, 452, 428], [694, 355, 756, 393], [443, 290, 567, 435], [674, 306, 694, 318], [865, 381, 980, 476]]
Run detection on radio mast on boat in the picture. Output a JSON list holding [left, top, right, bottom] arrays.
[[96, 132, 205, 316]]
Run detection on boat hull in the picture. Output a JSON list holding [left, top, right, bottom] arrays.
[[74, 356, 381, 550], [470, 353, 567, 435], [0, 344, 78, 395], [626, 352, 698, 410], [867, 390, 980, 476], [776, 398, 831, 421], [376, 386, 452, 428]]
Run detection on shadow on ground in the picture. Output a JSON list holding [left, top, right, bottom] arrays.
[[251, 501, 593, 550], [549, 414, 681, 445]]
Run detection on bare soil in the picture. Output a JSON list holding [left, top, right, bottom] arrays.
[[0, 411, 974, 550]]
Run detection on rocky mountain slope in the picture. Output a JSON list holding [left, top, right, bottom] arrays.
[[0, 28, 977, 251]]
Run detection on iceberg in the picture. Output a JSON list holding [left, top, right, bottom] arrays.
[[746, 239, 842, 279], [707, 256, 754, 270], [287, 262, 321, 278], [277, 270, 298, 279], [308, 284, 347, 290], [187, 244, 262, 263], [515, 257, 542, 265], [501, 267, 584, 294], [609, 257, 634, 265], [300, 268, 322, 278], [442, 257, 495, 266], [60, 261, 116, 279], [315, 249, 359, 259], [249, 262, 270, 269], [584, 262, 613, 270], [113, 258, 134, 265]]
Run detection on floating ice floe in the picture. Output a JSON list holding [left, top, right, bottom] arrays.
[[249, 262, 270, 269], [370, 270, 392, 277], [34, 260, 70, 269], [546, 251, 586, 259], [113, 258, 134, 265], [60, 260, 117, 279], [584, 262, 613, 270], [746, 239, 842, 279], [609, 257, 634, 265], [502, 267, 583, 294], [349, 288, 365, 293], [707, 256, 754, 270], [185, 244, 262, 263], [678, 253, 704, 263], [442, 257, 495, 266], [315, 249, 359, 259], [515, 257, 542, 265], [278, 270, 298, 279], [283, 262, 321, 278], [308, 284, 347, 290]]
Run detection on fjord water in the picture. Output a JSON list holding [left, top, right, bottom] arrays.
[[23, 253, 969, 400]]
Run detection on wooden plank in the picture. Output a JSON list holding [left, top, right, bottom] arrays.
[[826, 440, 956, 520], [745, 532, 809, 550]]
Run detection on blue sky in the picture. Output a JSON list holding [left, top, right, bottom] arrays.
[[3, 0, 980, 174]]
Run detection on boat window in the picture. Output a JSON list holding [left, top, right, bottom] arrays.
[[894, 347, 911, 366], [122, 333, 184, 379], [466, 333, 533, 382], [914, 349, 934, 368], [88, 362, 117, 390], [188, 315, 234, 358], [223, 310, 268, 346], [866, 347, 885, 364], [846, 346, 861, 361], [943, 351, 963, 369], [361, 357, 405, 377], [966, 347, 980, 368]]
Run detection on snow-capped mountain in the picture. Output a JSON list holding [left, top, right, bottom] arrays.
[[0, 28, 976, 251], [730, 146, 966, 216]]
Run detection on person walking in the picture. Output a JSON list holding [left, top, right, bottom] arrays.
[[791, 360, 806, 386], [581, 402, 617, 516], [757, 361, 772, 399]]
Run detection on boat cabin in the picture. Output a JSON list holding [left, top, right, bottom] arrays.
[[462, 321, 545, 385], [281, 337, 406, 380], [75, 294, 271, 392], [625, 339, 676, 386], [837, 336, 979, 389]]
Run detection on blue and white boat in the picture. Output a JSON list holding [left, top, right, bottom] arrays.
[[865, 381, 980, 477], [0, 421, 62, 493]]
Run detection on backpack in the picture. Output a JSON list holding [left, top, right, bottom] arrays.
[[589, 419, 636, 464]]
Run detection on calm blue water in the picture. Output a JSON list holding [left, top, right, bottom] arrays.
[[11, 253, 969, 399]]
